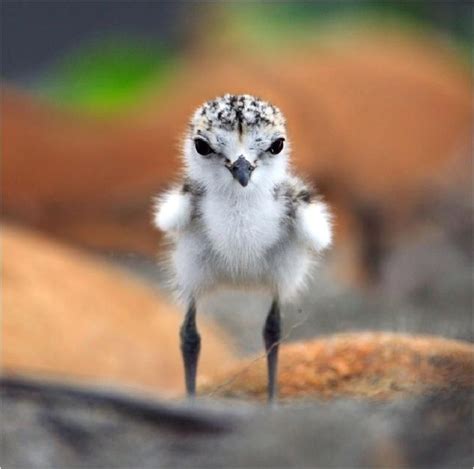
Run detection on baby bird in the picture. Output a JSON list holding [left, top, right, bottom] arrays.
[[154, 94, 332, 401]]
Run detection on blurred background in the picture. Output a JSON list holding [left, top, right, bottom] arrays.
[[2, 1, 473, 467]]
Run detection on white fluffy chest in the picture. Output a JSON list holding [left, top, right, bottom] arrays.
[[200, 190, 285, 272]]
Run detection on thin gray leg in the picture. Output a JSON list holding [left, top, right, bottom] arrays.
[[263, 298, 281, 402], [180, 299, 201, 397]]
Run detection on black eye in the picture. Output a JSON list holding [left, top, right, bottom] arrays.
[[268, 137, 285, 155], [194, 138, 213, 156]]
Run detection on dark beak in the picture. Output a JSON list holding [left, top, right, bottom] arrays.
[[229, 156, 254, 187]]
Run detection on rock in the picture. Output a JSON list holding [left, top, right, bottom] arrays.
[[200, 332, 473, 401], [0, 88, 180, 254], [2, 225, 235, 396], [2, 376, 472, 468]]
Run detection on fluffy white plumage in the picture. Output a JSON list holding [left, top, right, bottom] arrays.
[[296, 201, 333, 252], [153, 94, 332, 304], [153, 191, 192, 232]]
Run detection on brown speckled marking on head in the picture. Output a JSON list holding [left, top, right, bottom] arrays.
[[191, 94, 286, 134]]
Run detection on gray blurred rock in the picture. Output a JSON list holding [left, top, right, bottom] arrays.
[[2, 377, 472, 468]]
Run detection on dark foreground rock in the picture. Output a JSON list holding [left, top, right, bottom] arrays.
[[2, 377, 472, 468]]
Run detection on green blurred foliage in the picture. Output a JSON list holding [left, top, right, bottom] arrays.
[[42, 38, 176, 115]]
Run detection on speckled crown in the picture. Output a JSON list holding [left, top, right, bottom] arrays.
[[191, 94, 286, 133]]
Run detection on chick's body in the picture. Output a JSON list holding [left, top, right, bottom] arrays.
[[172, 177, 317, 303], [153, 94, 332, 399]]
